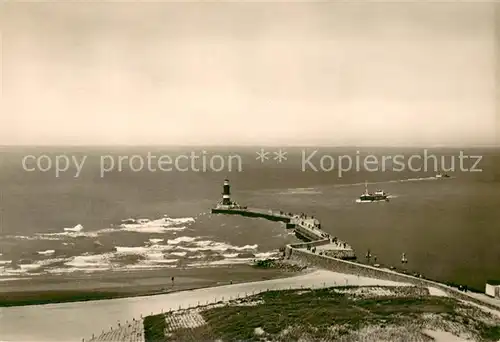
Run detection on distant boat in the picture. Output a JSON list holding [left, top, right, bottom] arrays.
[[435, 172, 450, 179], [358, 181, 389, 202]]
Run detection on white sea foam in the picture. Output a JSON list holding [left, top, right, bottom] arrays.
[[64, 224, 84, 232], [120, 225, 187, 234], [186, 251, 276, 268], [44, 267, 105, 275], [1, 213, 272, 276], [117, 216, 194, 234], [4, 215, 195, 242], [125, 263, 177, 270], [178, 240, 258, 253], [64, 253, 115, 269], [115, 243, 175, 258], [0, 242, 274, 275], [222, 253, 240, 258], [355, 199, 389, 203], [6, 234, 64, 241], [1, 246, 181, 275], [187, 258, 255, 267], [37, 250, 55, 255], [40, 231, 98, 239], [115, 246, 150, 254], [0, 277, 28, 282], [167, 236, 197, 244], [142, 258, 178, 264], [19, 264, 43, 270], [0, 257, 70, 276], [164, 216, 195, 224], [7, 224, 90, 241], [255, 252, 277, 259]]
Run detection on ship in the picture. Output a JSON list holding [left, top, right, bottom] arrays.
[[435, 172, 450, 179], [358, 181, 389, 202]]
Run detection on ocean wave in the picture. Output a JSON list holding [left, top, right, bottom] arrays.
[[222, 253, 239, 258], [167, 236, 197, 244], [0, 243, 273, 278], [4, 234, 65, 241], [186, 252, 277, 268], [64, 253, 114, 269], [0, 277, 29, 282], [64, 224, 84, 232], [36, 231, 98, 239], [117, 216, 194, 234], [37, 250, 55, 256], [0, 213, 274, 278], [278, 188, 322, 195], [0, 257, 70, 276], [177, 240, 258, 253], [187, 258, 255, 267], [1, 215, 196, 243]]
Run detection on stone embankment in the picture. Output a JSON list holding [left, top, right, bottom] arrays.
[[285, 243, 500, 312]]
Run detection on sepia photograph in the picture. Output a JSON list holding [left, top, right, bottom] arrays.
[[0, 1, 499, 341]]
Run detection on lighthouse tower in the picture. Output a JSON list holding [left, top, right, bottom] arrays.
[[222, 179, 232, 206]]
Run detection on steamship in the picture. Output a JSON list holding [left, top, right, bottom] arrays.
[[358, 181, 389, 202]]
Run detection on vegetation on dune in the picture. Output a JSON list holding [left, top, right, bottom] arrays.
[[156, 286, 500, 342], [144, 314, 168, 342]]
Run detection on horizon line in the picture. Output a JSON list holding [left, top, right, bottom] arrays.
[[0, 143, 499, 149]]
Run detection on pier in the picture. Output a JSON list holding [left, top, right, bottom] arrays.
[[211, 179, 356, 260]]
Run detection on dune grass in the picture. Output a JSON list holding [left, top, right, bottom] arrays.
[[144, 314, 168, 342], [158, 286, 500, 341]]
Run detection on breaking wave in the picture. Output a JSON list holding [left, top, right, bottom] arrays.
[[2, 215, 194, 241], [64, 224, 84, 232], [116, 216, 193, 233], [0, 212, 277, 279]]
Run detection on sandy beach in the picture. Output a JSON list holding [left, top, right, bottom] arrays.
[[0, 264, 292, 306]]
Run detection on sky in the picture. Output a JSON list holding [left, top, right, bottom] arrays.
[[0, 1, 498, 146]]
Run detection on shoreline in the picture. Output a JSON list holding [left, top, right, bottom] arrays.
[[0, 264, 301, 307]]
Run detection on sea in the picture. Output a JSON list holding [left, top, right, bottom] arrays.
[[0, 146, 499, 291]]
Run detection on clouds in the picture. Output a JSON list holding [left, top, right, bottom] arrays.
[[0, 2, 497, 146]]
